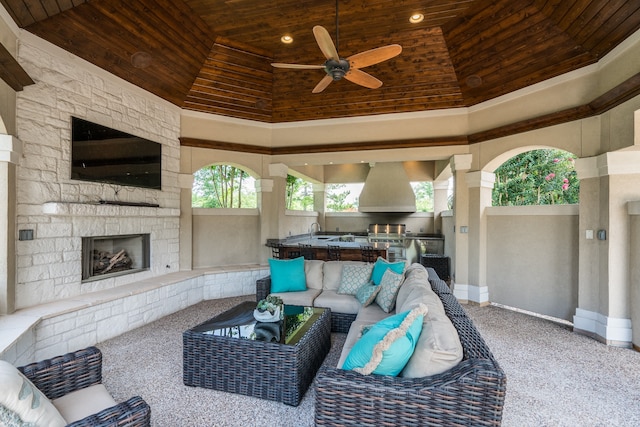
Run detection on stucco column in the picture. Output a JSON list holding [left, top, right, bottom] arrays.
[[177, 173, 194, 271], [464, 171, 495, 305], [257, 163, 288, 263], [433, 180, 449, 234], [0, 134, 19, 314], [573, 151, 640, 347], [313, 183, 326, 230], [450, 154, 472, 301]]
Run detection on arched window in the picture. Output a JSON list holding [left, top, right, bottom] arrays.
[[492, 149, 579, 206], [192, 164, 257, 208]]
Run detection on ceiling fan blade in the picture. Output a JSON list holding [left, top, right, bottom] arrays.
[[313, 25, 339, 60], [271, 63, 325, 70], [312, 75, 334, 93], [344, 69, 383, 89], [348, 44, 402, 69]]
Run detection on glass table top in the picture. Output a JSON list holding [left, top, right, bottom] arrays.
[[190, 301, 324, 345]]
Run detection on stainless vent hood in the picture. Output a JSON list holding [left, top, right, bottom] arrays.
[[358, 162, 416, 213]]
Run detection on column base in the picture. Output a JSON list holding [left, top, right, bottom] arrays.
[[573, 308, 632, 348], [452, 283, 490, 306]]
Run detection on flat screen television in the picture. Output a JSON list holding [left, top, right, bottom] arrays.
[[71, 117, 162, 190]]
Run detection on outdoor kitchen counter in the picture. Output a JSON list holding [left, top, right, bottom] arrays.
[[267, 235, 388, 261]]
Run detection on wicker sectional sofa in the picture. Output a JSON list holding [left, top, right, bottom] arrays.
[[256, 260, 506, 426]]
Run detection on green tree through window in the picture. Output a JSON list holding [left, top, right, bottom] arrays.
[[326, 184, 358, 212], [286, 175, 313, 211], [412, 182, 434, 212], [192, 164, 256, 208], [492, 149, 579, 206]]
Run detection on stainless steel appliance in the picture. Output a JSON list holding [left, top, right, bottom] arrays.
[[367, 223, 406, 262]]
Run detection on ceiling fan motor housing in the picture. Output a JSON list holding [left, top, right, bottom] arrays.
[[324, 58, 350, 80]]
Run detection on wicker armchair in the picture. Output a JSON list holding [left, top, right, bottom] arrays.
[[18, 346, 150, 427]]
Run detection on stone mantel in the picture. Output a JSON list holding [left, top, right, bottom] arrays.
[[42, 202, 180, 217]]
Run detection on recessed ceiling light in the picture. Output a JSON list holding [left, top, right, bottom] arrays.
[[409, 13, 424, 24], [281, 35, 293, 44]]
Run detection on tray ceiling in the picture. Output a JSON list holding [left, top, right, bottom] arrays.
[[2, 0, 640, 124]]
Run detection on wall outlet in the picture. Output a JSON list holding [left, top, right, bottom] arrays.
[[586, 229, 594, 240]]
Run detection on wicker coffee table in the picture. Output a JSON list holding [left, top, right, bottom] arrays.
[[183, 301, 331, 406]]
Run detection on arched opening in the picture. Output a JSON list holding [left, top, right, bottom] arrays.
[[491, 148, 579, 206], [192, 163, 257, 208]]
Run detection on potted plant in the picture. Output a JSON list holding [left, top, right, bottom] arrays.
[[254, 295, 284, 322]]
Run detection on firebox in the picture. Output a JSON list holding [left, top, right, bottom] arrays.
[[82, 234, 150, 281]]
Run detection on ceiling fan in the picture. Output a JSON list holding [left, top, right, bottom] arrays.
[[271, 2, 402, 93]]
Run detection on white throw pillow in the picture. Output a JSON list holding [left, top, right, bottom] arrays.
[[0, 360, 67, 427]]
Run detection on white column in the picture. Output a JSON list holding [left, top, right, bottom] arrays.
[[573, 151, 640, 347], [178, 173, 194, 271], [450, 154, 472, 301], [0, 135, 20, 314], [464, 170, 496, 305], [433, 180, 449, 234]]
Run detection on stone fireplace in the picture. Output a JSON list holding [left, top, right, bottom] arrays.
[[82, 234, 151, 281]]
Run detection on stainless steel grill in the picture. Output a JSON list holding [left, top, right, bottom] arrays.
[[367, 224, 406, 262]]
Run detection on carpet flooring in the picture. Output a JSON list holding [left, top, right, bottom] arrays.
[[98, 296, 640, 426]]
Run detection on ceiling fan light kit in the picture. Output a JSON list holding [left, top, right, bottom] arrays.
[[271, 1, 402, 93]]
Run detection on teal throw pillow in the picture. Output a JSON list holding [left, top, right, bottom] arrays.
[[338, 264, 374, 295], [343, 304, 428, 376], [370, 257, 405, 285], [375, 269, 405, 313], [355, 282, 381, 306], [268, 256, 307, 293]]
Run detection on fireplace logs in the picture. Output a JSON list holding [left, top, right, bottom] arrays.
[[92, 249, 133, 275]]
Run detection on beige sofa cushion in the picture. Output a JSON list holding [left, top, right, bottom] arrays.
[[322, 261, 367, 291], [271, 288, 322, 307], [52, 384, 117, 424], [336, 320, 370, 369], [355, 302, 391, 324], [395, 263, 430, 311], [305, 260, 324, 290], [314, 290, 361, 315], [397, 280, 463, 378]]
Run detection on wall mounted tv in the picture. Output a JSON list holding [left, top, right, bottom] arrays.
[[71, 117, 161, 190]]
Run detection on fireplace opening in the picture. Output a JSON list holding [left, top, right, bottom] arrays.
[[82, 234, 150, 281]]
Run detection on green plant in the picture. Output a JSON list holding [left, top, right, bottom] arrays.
[[256, 295, 283, 314]]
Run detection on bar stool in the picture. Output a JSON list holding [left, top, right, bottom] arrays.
[[270, 243, 284, 259], [327, 244, 341, 261], [299, 243, 316, 260], [360, 245, 376, 263]]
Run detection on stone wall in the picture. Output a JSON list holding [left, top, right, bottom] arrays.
[[14, 35, 182, 309], [1, 266, 268, 366]]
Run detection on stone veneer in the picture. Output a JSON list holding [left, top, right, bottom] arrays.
[[0, 265, 269, 366], [14, 35, 182, 309]]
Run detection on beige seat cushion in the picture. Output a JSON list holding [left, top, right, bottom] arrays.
[[355, 303, 391, 324], [52, 384, 117, 424], [271, 288, 321, 307], [314, 290, 361, 315]]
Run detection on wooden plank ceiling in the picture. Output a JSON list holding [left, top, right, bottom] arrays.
[[1, 0, 640, 125]]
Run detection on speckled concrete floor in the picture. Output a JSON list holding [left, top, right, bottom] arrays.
[[98, 297, 640, 427]]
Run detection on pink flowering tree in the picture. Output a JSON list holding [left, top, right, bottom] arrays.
[[492, 149, 579, 206]]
